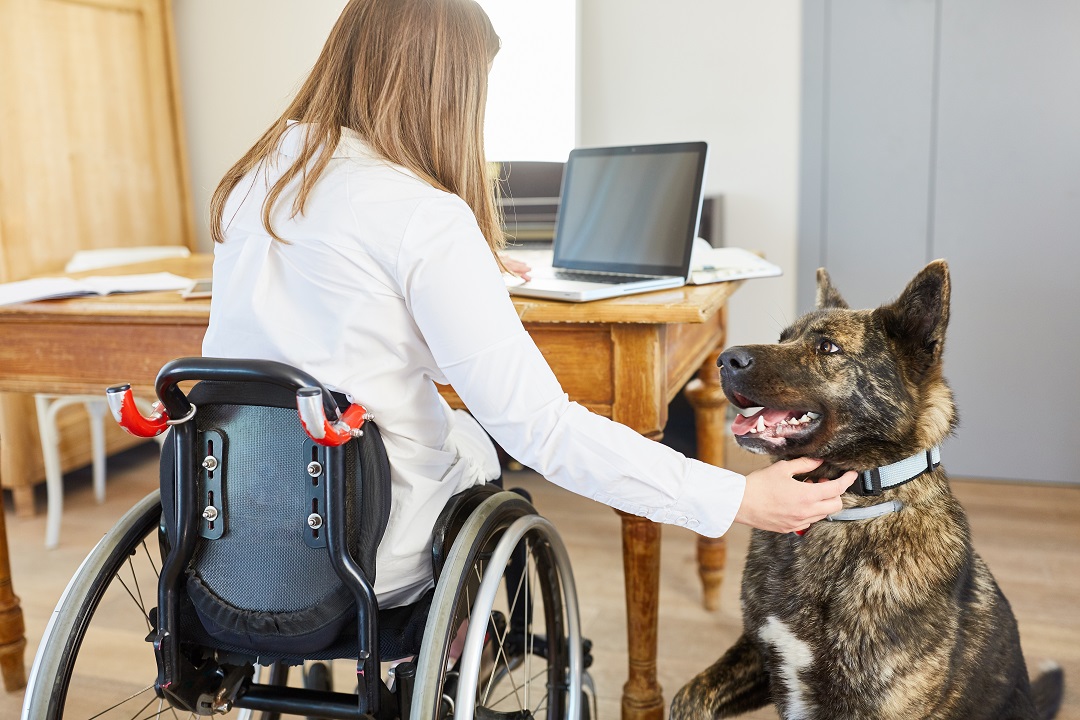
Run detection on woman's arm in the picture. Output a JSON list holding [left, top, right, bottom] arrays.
[[397, 196, 852, 536]]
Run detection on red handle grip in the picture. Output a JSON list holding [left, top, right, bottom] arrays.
[[105, 385, 169, 438], [296, 387, 368, 446]]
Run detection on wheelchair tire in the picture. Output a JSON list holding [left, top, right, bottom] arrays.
[[21, 491, 282, 720], [410, 491, 584, 720]]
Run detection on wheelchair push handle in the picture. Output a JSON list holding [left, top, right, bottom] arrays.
[[106, 357, 369, 446]]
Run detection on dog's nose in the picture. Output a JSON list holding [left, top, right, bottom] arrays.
[[719, 347, 754, 372]]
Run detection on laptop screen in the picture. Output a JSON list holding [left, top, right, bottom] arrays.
[[552, 142, 707, 277]]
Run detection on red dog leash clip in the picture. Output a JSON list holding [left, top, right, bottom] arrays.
[[296, 387, 368, 446]]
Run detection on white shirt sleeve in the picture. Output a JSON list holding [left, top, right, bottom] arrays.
[[395, 195, 745, 537]]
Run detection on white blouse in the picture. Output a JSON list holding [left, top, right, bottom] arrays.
[[202, 123, 746, 607]]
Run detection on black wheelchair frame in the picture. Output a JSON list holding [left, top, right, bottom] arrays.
[[144, 358, 385, 717], [23, 356, 593, 720]]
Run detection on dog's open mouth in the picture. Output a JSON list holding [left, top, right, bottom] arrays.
[[729, 392, 821, 446]]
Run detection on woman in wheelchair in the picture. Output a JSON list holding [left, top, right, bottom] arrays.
[[23, 1, 855, 718]]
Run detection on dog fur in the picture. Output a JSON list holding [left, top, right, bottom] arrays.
[[670, 261, 1064, 720]]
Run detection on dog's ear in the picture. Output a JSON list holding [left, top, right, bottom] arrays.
[[880, 260, 951, 376], [816, 268, 849, 310]]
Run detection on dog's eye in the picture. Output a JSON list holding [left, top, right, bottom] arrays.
[[817, 339, 841, 354]]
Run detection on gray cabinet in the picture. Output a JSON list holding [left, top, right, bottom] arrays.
[[798, 0, 1080, 483]]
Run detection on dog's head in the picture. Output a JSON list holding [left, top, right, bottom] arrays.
[[719, 260, 958, 472]]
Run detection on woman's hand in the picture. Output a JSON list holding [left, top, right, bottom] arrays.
[[499, 254, 532, 282], [734, 457, 857, 534]]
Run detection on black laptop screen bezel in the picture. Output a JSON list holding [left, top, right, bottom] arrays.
[[551, 141, 708, 278]]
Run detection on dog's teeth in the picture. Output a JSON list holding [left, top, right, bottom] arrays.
[[755, 416, 766, 432], [738, 406, 764, 417], [806, 412, 821, 421]]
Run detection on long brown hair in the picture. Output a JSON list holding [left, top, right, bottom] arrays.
[[209, 0, 504, 255]]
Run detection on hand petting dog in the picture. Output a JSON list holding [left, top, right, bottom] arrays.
[[736, 458, 856, 535]]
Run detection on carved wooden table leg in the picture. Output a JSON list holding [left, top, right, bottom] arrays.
[[618, 510, 664, 720], [694, 534, 727, 612], [0, 450, 27, 691], [684, 336, 729, 611]]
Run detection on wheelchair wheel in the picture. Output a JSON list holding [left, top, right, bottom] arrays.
[[22, 491, 282, 720], [411, 491, 584, 720]]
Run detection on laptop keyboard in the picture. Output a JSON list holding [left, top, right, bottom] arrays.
[[553, 270, 650, 284]]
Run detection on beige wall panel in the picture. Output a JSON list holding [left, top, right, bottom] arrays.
[[0, 0, 191, 509], [0, 0, 191, 282]]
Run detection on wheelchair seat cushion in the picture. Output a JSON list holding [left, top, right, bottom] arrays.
[[160, 380, 391, 656], [169, 587, 433, 664]]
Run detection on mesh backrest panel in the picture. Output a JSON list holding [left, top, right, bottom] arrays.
[[191, 403, 341, 612], [158, 379, 392, 655]]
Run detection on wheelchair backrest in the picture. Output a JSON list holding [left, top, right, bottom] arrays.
[[159, 379, 391, 656]]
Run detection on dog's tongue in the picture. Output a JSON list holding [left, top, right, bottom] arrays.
[[731, 408, 794, 436]]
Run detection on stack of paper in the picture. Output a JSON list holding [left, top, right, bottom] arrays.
[[688, 245, 783, 285], [0, 273, 193, 306]]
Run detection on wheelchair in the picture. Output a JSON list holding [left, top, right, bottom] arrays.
[[22, 357, 592, 719]]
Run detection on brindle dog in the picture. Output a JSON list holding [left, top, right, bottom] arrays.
[[671, 261, 1064, 720]]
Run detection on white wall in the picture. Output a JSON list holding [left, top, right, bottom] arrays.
[[173, 0, 348, 251], [481, 0, 576, 161], [174, 0, 804, 348], [579, 0, 802, 347]]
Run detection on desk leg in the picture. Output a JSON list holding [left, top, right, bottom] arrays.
[[0, 496, 27, 692], [684, 346, 729, 612], [618, 510, 664, 720]]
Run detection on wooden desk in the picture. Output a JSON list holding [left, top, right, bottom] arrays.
[[0, 255, 738, 717]]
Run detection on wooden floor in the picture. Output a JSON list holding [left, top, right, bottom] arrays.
[[2, 440, 1078, 719]]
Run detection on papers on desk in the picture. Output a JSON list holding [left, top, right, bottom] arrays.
[[0, 272, 193, 306], [64, 246, 191, 273], [500, 243, 782, 289], [688, 243, 783, 285]]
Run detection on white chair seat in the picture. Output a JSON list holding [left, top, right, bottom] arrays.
[[35, 393, 163, 549], [34, 394, 107, 549], [37, 246, 183, 548]]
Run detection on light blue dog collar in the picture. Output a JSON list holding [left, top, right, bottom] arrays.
[[855, 446, 941, 496]]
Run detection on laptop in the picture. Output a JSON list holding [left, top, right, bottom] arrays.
[[506, 141, 708, 302]]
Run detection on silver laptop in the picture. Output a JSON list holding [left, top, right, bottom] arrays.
[[506, 141, 708, 302]]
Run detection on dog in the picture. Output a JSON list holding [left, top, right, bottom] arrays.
[[671, 261, 1064, 720]]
